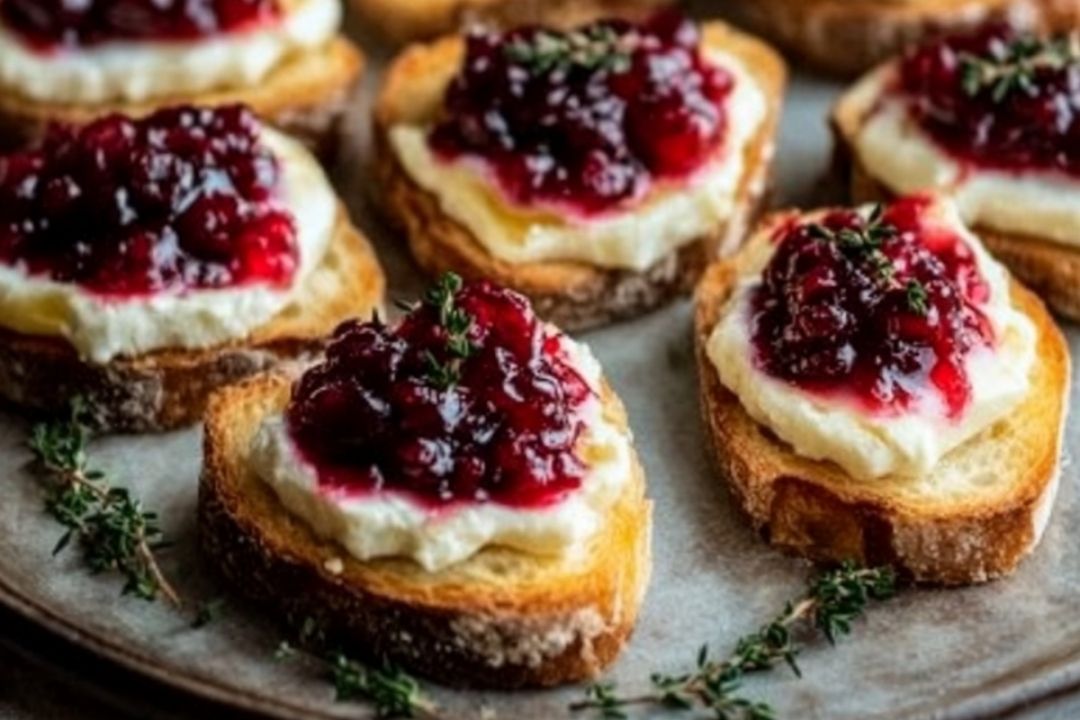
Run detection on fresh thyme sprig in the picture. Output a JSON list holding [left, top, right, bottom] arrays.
[[807, 204, 929, 316], [959, 32, 1080, 102], [504, 25, 633, 75], [331, 654, 438, 719], [422, 272, 476, 390], [27, 399, 181, 607], [571, 563, 897, 719]]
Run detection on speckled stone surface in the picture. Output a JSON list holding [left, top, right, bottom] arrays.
[[3, 3, 1080, 719]]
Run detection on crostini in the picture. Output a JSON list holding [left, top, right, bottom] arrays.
[[199, 274, 652, 687], [730, 0, 1039, 77], [834, 24, 1080, 321], [351, 0, 673, 44], [0, 0, 362, 157], [694, 194, 1069, 585], [375, 13, 785, 331], [0, 105, 385, 432]]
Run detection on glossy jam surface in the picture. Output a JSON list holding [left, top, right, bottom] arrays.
[[898, 25, 1080, 177], [429, 12, 733, 216], [287, 278, 594, 508], [0, 0, 281, 50], [751, 196, 994, 419], [0, 105, 297, 297]]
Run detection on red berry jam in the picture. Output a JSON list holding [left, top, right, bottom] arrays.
[[286, 276, 594, 508], [0, 0, 281, 50], [0, 105, 297, 297], [898, 25, 1080, 177], [751, 196, 995, 419], [428, 11, 734, 216]]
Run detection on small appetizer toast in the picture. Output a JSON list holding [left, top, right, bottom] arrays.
[[0, 105, 385, 432], [731, 0, 1039, 77], [1043, 0, 1080, 29], [199, 275, 651, 688], [375, 13, 785, 331], [0, 0, 362, 157], [834, 25, 1080, 321], [694, 195, 1069, 585], [351, 0, 672, 44]]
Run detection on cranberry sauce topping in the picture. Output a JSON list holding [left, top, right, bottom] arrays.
[[286, 275, 595, 508], [0, 105, 297, 297], [428, 11, 734, 216], [751, 196, 995, 419], [898, 25, 1080, 177], [0, 0, 281, 50]]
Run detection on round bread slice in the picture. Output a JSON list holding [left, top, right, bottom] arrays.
[[199, 372, 652, 688], [373, 21, 785, 332], [350, 0, 672, 44], [0, 37, 363, 160], [0, 208, 385, 433], [693, 218, 1070, 585], [729, 0, 1040, 78], [832, 67, 1080, 322]]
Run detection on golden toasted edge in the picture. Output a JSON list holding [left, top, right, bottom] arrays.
[[0, 38, 364, 159], [198, 371, 652, 688], [372, 20, 787, 330], [832, 65, 1080, 322], [691, 220, 1069, 585], [0, 209, 385, 433]]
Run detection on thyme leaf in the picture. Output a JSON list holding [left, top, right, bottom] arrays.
[[959, 32, 1080, 103], [422, 273, 476, 390], [504, 25, 633, 75]]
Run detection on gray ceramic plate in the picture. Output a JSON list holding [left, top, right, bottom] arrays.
[[2, 5, 1079, 719]]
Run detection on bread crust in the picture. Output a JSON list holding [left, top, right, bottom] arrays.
[[832, 64, 1080, 322], [1041, 0, 1080, 28], [373, 21, 785, 331], [692, 215, 1070, 585], [0, 210, 385, 433], [350, 0, 672, 44], [198, 372, 652, 688], [0, 38, 363, 160], [731, 0, 1040, 78]]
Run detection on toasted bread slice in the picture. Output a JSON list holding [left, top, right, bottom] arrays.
[[350, 0, 672, 44], [0, 38, 363, 160], [374, 21, 785, 331], [199, 372, 652, 688], [832, 68, 1080, 322], [0, 209, 385, 433], [729, 0, 1039, 78], [693, 220, 1070, 585], [1042, 0, 1080, 28]]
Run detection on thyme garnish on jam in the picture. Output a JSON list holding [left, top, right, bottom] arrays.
[[959, 32, 1080, 102], [806, 204, 929, 316], [504, 24, 633, 75], [27, 399, 181, 607], [572, 563, 897, 720], [421, 272, 476, 390]]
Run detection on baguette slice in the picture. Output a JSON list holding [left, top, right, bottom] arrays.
[[350, 0, 672, 44], [693, 216, 1070, 585], [199, 373, 652, 688], [729, 0, 1039, 78], [0, 38, 363, 160], [832, 65, 1080, 322], [374, 21, 785, 331], [0, 208, 385, 433]]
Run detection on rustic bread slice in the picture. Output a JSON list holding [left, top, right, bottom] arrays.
[[0, 38, 363, 160], [199, 372, 652, 688], [373, 21, 785, 331], [832, 68, 1080, 321], [0, 208, 385, 433], [729, 0, 1039, 78], [693, 219, 1070, 585], [350, 0, 672, 44], [1041, 0, 1080, 29]]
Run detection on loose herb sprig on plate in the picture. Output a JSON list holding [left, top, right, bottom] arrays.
[[959, 32, 1080, 102], [807, 204, 929, 317], [27, 399, 181, 607], [421, 272, 476, 390], [571, 563, 897, 719], [504, 24, 633, 75]]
